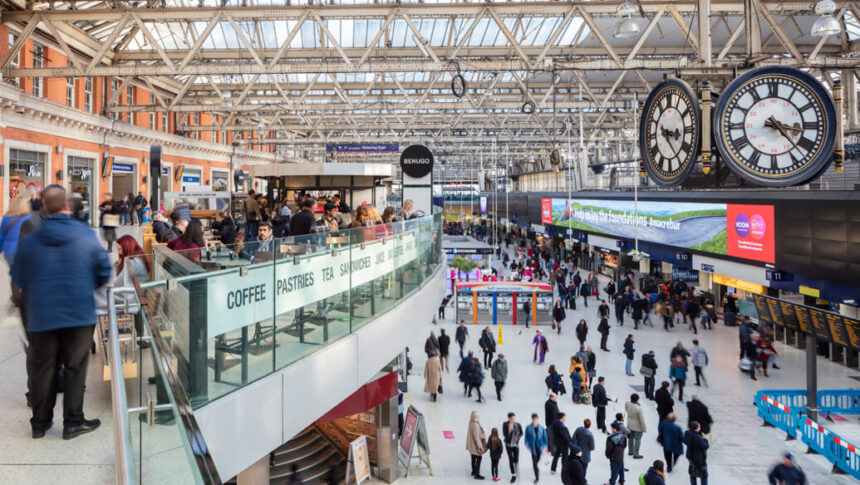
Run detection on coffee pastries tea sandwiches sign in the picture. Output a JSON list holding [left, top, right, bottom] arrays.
[[638, 78, 702, 186], [713, 66, 836, 186]]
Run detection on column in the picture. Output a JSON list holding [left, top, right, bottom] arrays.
[[492, 292, 498, 326], [473, 291, 478, 325], [532, 292, 537, 327], [512, 292, 517, 325], [376, 394, 400, 483]]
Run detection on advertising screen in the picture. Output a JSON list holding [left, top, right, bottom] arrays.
[[541, 197, 775, 262], [726, 204, 775, 263], [480, 196, 487, 213]]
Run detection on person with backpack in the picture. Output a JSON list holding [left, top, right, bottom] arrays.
[[658, 413, 684, 473], [523, 299, 532, 327], [641, 351, 659, 400], [561, 444, 586, 485], [685, 420, 709, 485], [571, 419, 595, 476], [458, 350, 476, 395], [598, 316, 610, 352], [579, 280, 590, 307], [605, 422, 628, 485], [642, 460, 667, 485], [480, 327, 497, 369]]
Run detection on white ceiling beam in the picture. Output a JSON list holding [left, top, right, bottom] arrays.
[[1, 14, 41, 71]]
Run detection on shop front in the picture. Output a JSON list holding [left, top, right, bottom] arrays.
[[7, 147, 46, 200], [180, 166, 202, 188], [110, 160, 137, 200], [66, 153, 97, 226]]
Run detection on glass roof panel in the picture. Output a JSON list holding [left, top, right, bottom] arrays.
[[300, 20, 318, 48], [430, 18, 449, 47], [467, 18, 491, 46]]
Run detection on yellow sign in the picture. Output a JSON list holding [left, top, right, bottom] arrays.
[[799, 285, 820, 298], [712, 274, 764, 294]]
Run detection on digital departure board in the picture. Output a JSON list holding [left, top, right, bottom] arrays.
[[845, 317, 860, 349], [777, 300, 797, 330], [826, 313, 850, 347], [752, 295, 772, 325], [793, 305, 812, 335], [808, 308, 833, 341], [748, 294, 859, 350]]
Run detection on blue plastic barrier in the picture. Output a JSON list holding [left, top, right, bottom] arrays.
[[756, 389, 808, 409], [818, 390, 860, 416], [755, 391, 803, 439], [799, 416, 860, 479]]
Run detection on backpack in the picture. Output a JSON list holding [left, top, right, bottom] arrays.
[[638, 473, 647, 485]]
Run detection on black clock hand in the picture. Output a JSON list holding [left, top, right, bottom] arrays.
[[765, 116, 798, 148]]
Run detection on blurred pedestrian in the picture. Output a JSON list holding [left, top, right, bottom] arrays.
[[691, 339, 709, 387], [670, 356, 688, 403], [575, 319, 588, 347], [561, 443, 586, 485], [571, 419, 595, 476], [686, 395, 713, 435], [767, 452, 806, 485], [0, 195, 34, 265], [524, 413, 548, 483], [438, 329, 451, 372], [641, 350, 658, 400], [458, 350, 476, 395], [658, 413, 684, 473], [480, 327, 496, 369], [605, 422, 627, 485], [533, 329, 548, 364], [456, 320, 469, 358], [502, 412, 523, 482], [643, 460, 667, 485], [623, 334, 635, 376], [685, 420, 709, 485], [552, 300, 566, 334], [425, 331, 440, 358], [491, 354, 508, 401], [470, 357, 485, 403], [550, 413, 572, 474]]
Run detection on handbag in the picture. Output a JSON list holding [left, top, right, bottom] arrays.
[[639, 366, 654, 378], [103, 214, 120, 226], [591, 289, 598, 296], [688, 465, 707, 478], [438, 384, 443, 394]]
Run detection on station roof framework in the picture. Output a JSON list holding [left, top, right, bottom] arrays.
[[1, 0, 859, 172]]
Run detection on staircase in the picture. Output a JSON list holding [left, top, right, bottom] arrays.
[[269, 427, 346, 485]]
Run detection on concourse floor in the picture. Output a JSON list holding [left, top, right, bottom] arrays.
[[389, 267, 860, 485]]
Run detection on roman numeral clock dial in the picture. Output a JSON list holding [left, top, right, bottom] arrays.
[[714, 66, 836, 186], [638, 79, 701, 186]]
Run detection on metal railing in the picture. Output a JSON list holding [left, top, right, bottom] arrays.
[[105, 286, 221, 485]]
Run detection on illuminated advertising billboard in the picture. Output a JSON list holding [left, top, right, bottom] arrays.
[[480, 196, 487, 213], [541, 198, 775, 263]]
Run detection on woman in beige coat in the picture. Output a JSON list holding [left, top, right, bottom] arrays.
[[625, 393, 647, 459], [424, 352, 443, 402], [466, 410, 487, 479]]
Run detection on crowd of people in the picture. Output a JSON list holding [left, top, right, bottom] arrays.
[[421, 235, 805, 485]]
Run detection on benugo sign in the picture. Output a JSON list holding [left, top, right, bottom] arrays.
[[207, 231, 419, 336]]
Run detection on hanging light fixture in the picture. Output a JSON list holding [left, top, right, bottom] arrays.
[[614, 2, 641, 39], [811, 0, 841, 37]]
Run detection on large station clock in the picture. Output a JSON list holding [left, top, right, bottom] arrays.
[[638, 79, 701, 186], [713, 66, 836, 186]]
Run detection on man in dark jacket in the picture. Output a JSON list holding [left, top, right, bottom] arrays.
[[598, 300, 610, 319], [12, 186, 112, 440], [605, 422, 628, 485], [545, 393, 561, 452], [642, 351, 659, 399], [655, 381, 674, 422], [424, 331, 440, 358], [437, 329, 451, 372], [598, 316, 610, 351], [572, 419, 595, 476], [592, 377, 609, 433], [455, 320, 468, 358], [685, 421, 709, 484], [561, 444, 586, 485], [151, 212, 174, 243], [479, 327, 496, 369], [457, 350, 475, 395], [502, 412, 523, 482], [550, 413, 572, 473], [132, 191, 147, 225], [686, 395, 714, 434], [290, 198, 317, 236], [614, 296, 626, 326], [768, 452, 807, 485]]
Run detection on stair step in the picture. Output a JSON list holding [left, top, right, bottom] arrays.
[[272, 440, 329, 467], [273, 432, 323, 457]]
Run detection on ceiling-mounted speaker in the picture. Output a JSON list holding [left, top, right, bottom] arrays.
[[550, 147, 561, 166]]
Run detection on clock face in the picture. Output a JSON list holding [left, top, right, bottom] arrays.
[[639, 79, 701, 186], [714, 66, 836, 186]]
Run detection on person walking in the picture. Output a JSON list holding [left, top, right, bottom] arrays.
[[614, 296, 626, 327], [585, 346, 597, 391], [424, 352, 443, 402], [459, 350, 476, 395], [480, 327, 497, 369], [571, 419, 595, 477], [685, 421, 710, 485], [533, 330, 548, 364], [592, 377, 609, 434], [623, 334, 635, 376], [626, 393, 646, 459], [597, 316, 610, 352], [579, 280, 590, 307], [488, 428, 504, 482], [768, 452, 807, 485], [572, 271, 582, 297], [686, 395, 714, 435], [470, 358, 485, 403], [632, 294, 644, 330], [690, 340, 709, 387], [550, 413, 572, 475], [425, 331, 440, 358], [605, 422, 628, 485], [491, 354, 508, 401], [456, 320, 469, 358], [655, 381, 675, 441], [670, 356, 688, 403], [524, 413, 548, 484], [11, 186, 112, 439], [132, 191, 147, 225], [641, 350, 658, 400], [552, 300, 566, 334], [687, 297, 701, 335], [502, 413, 523, 483], [438, 329, 451, 372], [575, 319, 588, 347], [597, 300, 610, 320], [658, 413, 684, 473], [467, 411, 488, 480]]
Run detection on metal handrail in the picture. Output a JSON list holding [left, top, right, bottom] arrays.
[[106, 287, 139, 485]]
